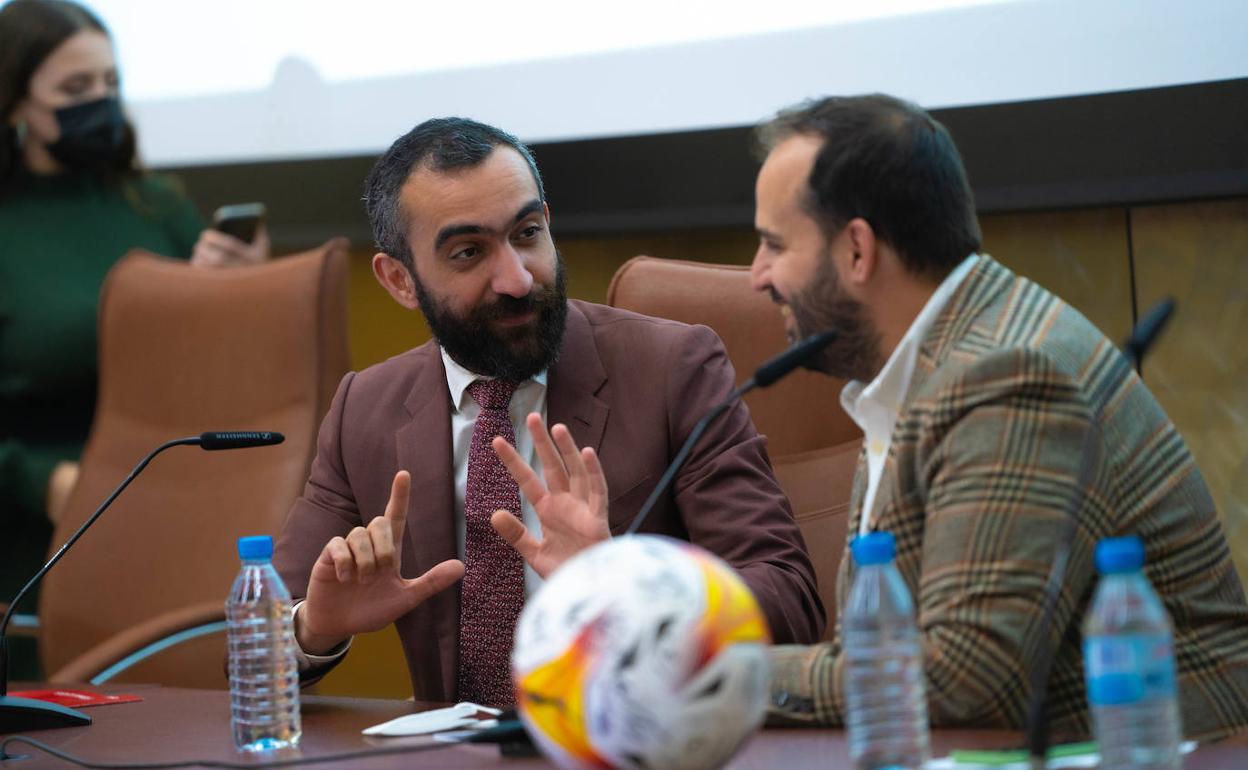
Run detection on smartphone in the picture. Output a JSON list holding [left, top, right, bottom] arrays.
[[212, 202, 267, 244]]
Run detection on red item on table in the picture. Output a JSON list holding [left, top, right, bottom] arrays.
[[10, 689, 142, 708]]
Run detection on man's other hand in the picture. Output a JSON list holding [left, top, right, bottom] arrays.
[[297, 470, 464, 654], [490, 413, 611, 579]]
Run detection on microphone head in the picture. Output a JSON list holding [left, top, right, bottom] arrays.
[[198, 431, 285, 451], [753, 330, 837, 388], [1122, 297, 1176, 369]]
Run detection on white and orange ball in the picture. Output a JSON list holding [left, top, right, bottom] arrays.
[[511, 535, 771, 770]]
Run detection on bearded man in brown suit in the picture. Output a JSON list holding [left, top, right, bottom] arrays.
[[272, 117, 824, 705]]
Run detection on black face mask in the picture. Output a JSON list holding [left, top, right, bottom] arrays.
[[47, 97, 126, 171]]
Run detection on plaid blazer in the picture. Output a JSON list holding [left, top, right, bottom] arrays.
[[769, 255, 1248, 741]]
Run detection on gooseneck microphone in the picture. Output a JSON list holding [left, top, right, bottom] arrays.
[[197, 431, 285, 451], [0, 431, 284, 733], [1025, 298, 1176, 769], [625, 331, 836, 536], [746, 330, 838, 390], [1122, 297, 1176, 374]]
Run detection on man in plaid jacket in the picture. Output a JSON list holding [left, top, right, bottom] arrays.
[[753, 94, 1248, 740]]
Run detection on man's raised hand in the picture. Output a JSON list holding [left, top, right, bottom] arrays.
[[490, 413, 611, 578], [297, 470, 464, 654]]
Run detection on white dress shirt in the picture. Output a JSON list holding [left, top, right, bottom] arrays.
[[294, 349, 549, 668], [840, 254, 979, 537]]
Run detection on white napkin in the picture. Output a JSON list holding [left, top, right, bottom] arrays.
[[362, 702, 503, 736]]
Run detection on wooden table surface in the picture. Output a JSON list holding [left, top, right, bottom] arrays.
[[1, 685, 1245, 768]]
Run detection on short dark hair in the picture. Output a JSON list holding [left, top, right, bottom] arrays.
[[0, 0, 138, 192], [758, 94, 981, 280], [363, 117, 546, 270]]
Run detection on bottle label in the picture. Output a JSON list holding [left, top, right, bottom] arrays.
[[1083, 633, 1177, 706]]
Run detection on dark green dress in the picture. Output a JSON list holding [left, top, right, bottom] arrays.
[[0, 171, 202, 624]]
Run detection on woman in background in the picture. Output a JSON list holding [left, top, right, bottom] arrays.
[[0, 0, 266, 661]]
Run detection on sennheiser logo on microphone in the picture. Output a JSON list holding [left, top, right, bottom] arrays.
[[199, 431, 285, 450]]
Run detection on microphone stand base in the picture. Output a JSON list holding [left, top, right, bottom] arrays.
[[0, 695, 91, 733]]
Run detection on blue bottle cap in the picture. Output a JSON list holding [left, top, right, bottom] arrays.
[[1095, 536, 1145, 575], [237, 535, 274, 561], [850, 531, 896, 566]]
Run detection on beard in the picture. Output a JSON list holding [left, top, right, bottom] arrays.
[[787, 253, 882, 382], [413, 253, 569, 382]]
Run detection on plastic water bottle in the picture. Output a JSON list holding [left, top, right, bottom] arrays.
[[1083, 536, 1182, 770], [227, 535, 302, 752], [843, 531, 930, 770]]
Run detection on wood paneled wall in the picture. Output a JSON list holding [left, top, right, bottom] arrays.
[[1131, 200, 1248, 586]]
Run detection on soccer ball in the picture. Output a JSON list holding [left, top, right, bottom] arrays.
[[511, 535, 771, 770]]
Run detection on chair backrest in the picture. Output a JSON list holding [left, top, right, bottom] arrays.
[[39, 241, 350, 687], [608, 257, 861, 639]]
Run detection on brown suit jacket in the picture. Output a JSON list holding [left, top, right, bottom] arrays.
[[275, 300, 824, 700]]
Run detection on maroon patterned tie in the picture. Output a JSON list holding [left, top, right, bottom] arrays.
[[457, 378, 525, 705]]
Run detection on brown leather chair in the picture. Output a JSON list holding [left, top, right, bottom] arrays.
[[608, 257, 861, 641], [36, 241, 350, 688]]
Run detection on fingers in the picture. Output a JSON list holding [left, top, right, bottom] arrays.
[[315, 536, 355, 582], [189, 233, 224, 268], [526, 413, 570, 494], [346, 526, 378, 582], [247, 224, 272, 264], [204, 228, 249, 254], [384, 471, 412, 546], [367, 511, 396, 572], [550, 423, 590, 500], [313, 472, 409, 585], [492, 434, 547, 504], [402, 558, 465, 606], [582, 447, 609, 512], [190, 228, 261, 268], [337, 473, 411, 582], [491, 509, 541, 565]]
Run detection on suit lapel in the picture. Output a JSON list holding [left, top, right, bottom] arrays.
[[865, 256, 1009, 536], [838, 447, 868, 613], [845, 447, 868, 536], [547, 301, 609, 454], [909, 255, 1012, 400], [881, 255, 1015, 545], [842, 256, 1018, 613], [396, 344, 458, 699]]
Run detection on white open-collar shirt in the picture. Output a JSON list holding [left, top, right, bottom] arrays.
[[840, 254, 978, 537]]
